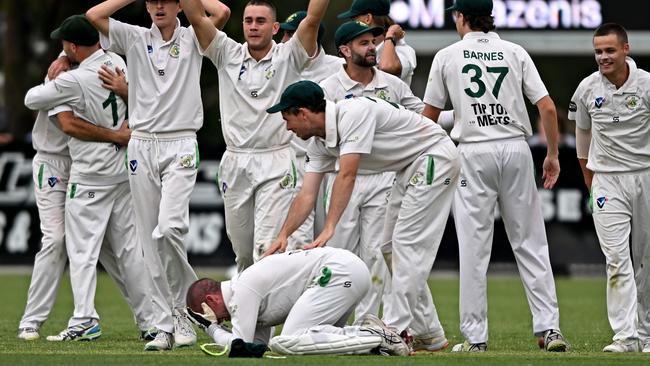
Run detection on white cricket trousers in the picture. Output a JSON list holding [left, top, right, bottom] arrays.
[[325, 171, 394, 321], [20, 153, 153, 332], [128, 131, 199, 333], [270, 251, 381, 354], [455, 138, 560, 343], [65, 181, 154, 329], [592, 169, 650, 344], [218, 145, 312, 271], [382, 139, 459, 337]]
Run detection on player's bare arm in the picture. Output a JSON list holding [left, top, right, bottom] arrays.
[[56, 111, 131, 146], [263, 172, 324, 256], [47, 55, 71, 80], [295, 0, 330, 57], [305, 154, 360, 250], [181, 0, 218, 51], [423, 103, 442, 122], [200, 0, 231, 30], [378, 24, 404, 77], [98, 65, 128, 101], [536, 95, 560, 189], [86, 0, 136, 36]]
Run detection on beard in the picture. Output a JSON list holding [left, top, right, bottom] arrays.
[[351, 51, 377, 67]]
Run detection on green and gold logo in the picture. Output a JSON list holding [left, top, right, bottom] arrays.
[[625, 95, 639, 110], [169, 44, 180, 58], [180, 154, 194, 168], [285, 12, 298, 23], [375, 89, 389, 101]]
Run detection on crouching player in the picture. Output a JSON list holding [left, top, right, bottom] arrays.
[[185, 247, 409, 356]]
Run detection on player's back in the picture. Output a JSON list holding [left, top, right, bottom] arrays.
[[431, 32, 548, 143], [65, 50, 128, 185]]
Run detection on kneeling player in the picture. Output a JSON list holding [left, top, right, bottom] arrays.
[[186, 247, 409, 356]]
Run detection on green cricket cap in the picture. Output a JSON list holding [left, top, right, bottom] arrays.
[[50, 14, 99, 47], [279, 10, 325, 45], [267, 80, 325, 114], [337, 0, 391, 19], [335, 21, 384, 49], [446, 0, 493, 16]]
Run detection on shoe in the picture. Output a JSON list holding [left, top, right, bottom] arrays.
[[356, 314, 410, 356], [17, 327, 40, 341], [46, 320, 101, 341], [144, 331, 173, 351], [643, 341, 650, 353], [451, 340, 487, 352], [542, 329, 569, 352], [603, 339, 640, 352], [412, 335, 449, 352], [173, 308, 197, 347], [140, 327, 158, 341]]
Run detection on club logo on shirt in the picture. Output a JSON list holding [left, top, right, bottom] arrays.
[[375, 89, 390, 101], [47, 176, 59, 188], [625, 95, 640, 110], [409, 172, 424, 186], [279, 173, 295, 189], [129, 160, 138, 174], [596, 196, 607, 209], [264, 66, 276, 80], [594, 97, 605, 109], [169, 44, 180, 58]]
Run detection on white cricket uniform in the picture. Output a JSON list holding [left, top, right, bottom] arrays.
[[424, 31, 561, 343], [376, 38, 417, 86], [206, 247, 383, 354], [568, 57, 650, 344], [23, 50, 156, 330], [201, 32, 314, 270], [101, 18, 201, 333], [293, 49, 346, 239], [318, 66, 423, 325], [305, 98, 459, 337]]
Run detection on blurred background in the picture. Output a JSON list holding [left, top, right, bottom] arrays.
[[1, 0, 649, 272]]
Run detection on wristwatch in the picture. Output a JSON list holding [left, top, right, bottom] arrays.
[[385, 36, 397, 46]]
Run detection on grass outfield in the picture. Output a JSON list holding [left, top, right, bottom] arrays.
[[1, 272, 647, 365]]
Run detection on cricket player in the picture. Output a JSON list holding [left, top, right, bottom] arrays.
[[337, 0, 416, 86], [316, 21, 449, 352], [569, 23, 650, 353], [23, 14, 155, 342], [86, 0, 230, 350], [422, 0, 567, 352], [264, 80, 459, 351], [185, 247, 409, 356], [181, 0, 328, 271], [280, 9, 344, 240]]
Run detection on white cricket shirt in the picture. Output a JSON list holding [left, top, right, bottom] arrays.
[[24, 50, 128, 185], [568, 58, 650, 173], [101, 18, 203, 133], [29, 76, 70, 156], [305, 97, 448, 174], [424, 32, 548, 143], [202, 32, 312, 149]]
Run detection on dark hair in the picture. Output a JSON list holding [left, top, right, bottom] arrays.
[[186, 278, 221, 313], [465, 14, 495, 33], [245, 0, 277, 20], [285, 99, 327, 115], [372, 15, 395, 32], [594, 23, 628, 44]]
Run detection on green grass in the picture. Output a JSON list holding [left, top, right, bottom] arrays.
[[1, 272, 647, 365]]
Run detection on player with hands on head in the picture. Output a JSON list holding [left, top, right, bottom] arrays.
[[422, 0, 567, 352], [569, 23, 650, 353]]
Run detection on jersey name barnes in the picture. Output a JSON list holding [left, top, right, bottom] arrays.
[[463, 50, 504, 61]]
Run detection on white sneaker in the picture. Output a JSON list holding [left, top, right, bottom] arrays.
[[603, 339, 640, 352], [451, 340, 487, 352], [46, 320, 101, 341], [643, 342, 650, 353], [356, 314, 410, 356], [412, 335, 449, 352], [173, 308, 197, 347], [542, 329, 569, 352], [17, 327, 39, 341], [144, 331, 173, 351]]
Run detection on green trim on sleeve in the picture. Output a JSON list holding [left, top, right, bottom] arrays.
[[291, 160, 297, 188], [69, 183, 77, 199], [195, 142, 200, 169], [426, 156, 435, 185], [37, 163, 44, 190]]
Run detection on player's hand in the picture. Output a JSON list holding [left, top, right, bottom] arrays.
[[47, 56, 71, 80], [386, 24, 405, 41], [262, 236, 288, 257], [113, 121, 131, 147], [304, 227, 334, 249], [542, 155, 560, 189], [99, 65, 128, 99]]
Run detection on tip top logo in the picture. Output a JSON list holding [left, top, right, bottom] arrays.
[[129, 160, 138, 174], [594, 97, 605, 109], [389, 0, 602, 30], [47, 176, 59, 188], [596, 196, 607, 209]]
